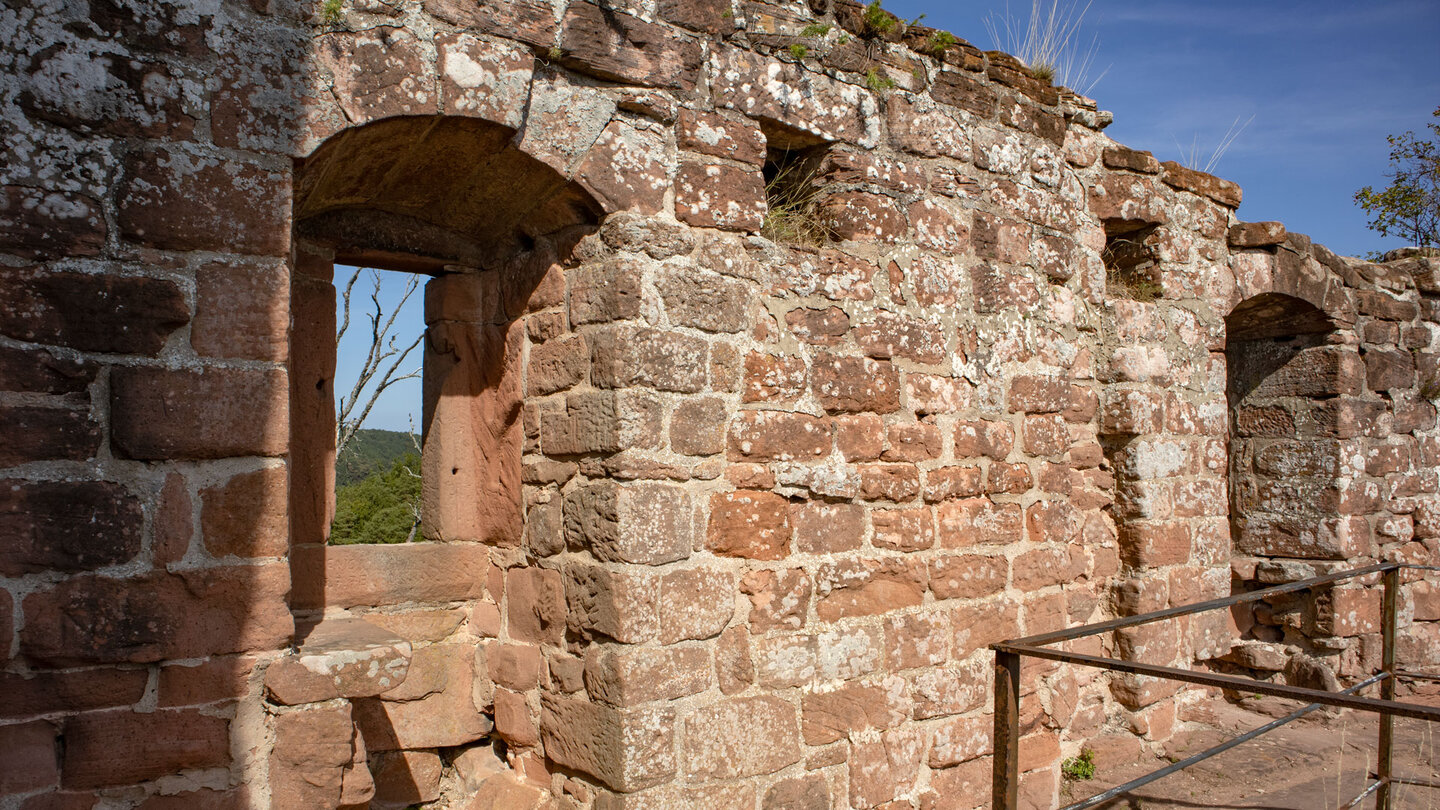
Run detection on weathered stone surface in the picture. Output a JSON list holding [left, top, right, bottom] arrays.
[[712, 46, 878, 147], [0, 268, 188, 355], [117, 145, 289, 255], [353, 644, 492, 750], [675, 162, 766, 231], [192, 261, 289, 361], [110, 367, 287, 460], [370, 749, 443, 809], [0, 345, 96, 395], [0, 480, 141, 577], [265, 618, 411, 705], [0, 721, 59, 793], [728, 410, 832, 461], [62, 708, 230, 789], [270, 703, 369, 810], [22, 565, 293, 665], [681, 696, 800, 780], [591, 326, 708, 393], [708, 491, 793, 560], [560, 2, 703, 90], [585, 645, 711, 706], [290, 543, 488, 610], [576, 119, 672, 214], [542, 695, 675, 791], [658, 267, 749, 332], [565, 562, 660, 644], [1159, 161, 1242, 208], [815, 557, 927, 620], [0, 186, 106, 259], [813, 354, 901, 413], [659, 567, 735, 643], [677, 108, 765, 164], [564, 482, 693, 565]]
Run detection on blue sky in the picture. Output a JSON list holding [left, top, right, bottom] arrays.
[[340, 2, 1439, 432], [885, 0, 1440, 257]]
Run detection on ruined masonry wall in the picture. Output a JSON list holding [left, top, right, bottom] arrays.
[[0, 0, 1437, 809]]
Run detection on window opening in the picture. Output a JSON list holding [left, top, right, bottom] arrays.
[[330, 265, 426, 545]]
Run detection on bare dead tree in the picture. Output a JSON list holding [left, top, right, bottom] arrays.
[[335, 268, 423, 457]]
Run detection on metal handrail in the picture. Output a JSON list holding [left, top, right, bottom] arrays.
[[990, 562, 1440, 810]]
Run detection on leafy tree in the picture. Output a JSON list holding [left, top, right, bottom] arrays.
[[330, 452, 422, 544], [1355, 107, 1440, 250]]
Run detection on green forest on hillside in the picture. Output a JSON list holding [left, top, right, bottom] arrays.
[[331, 429, 422, 544]]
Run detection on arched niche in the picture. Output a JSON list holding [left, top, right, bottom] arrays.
[[1225, 293, 1359, 563]]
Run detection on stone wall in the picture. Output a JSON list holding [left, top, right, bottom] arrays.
[[1, 1, 1436, 809]]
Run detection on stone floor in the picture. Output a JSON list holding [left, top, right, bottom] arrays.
[[1069, 694, 1440, 810]]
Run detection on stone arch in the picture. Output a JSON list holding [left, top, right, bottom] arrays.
[[287, 113, 604, 612]]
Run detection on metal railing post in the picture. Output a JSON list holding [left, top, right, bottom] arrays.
[[993, 649, 1021, 810], [1377, 565, 1398, 810]]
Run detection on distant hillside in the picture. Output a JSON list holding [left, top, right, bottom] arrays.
[[336, 428, 419, 486]]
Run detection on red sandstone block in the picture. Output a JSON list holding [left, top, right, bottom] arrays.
[[159, 656, 256, 708], [740, 569, 811, 634], [801, 680, 908, 746], [727, 410, 832, 462], [859, 463, 921, 502], [953, 420, 1013, 460], [0, 345, 96, 395], [708, 491, 792, 560], [527, 334, 588, 396], [937, 497, 1023, 547], [742, 352, 808, 403], [1007, 375, 1072, 414], [659, 567, 736, 644], [290, 542, 489, 610], [815, 557, 927, 621], [1021, 414, 1069, 457], [1013, 547, 1080, 591], [985, 461, 1033, 494], [1118, 521, 1191, 569], [886, 611, 950, 670], [791, 501, 865, 554], [1026, 500, 1079, 544], [507, 567, 566, 644], [0, 185, 105, 260], [834, 413, 884, 461], [110, 367, 287, 460], [0, 267, 188, 356], [883, 422, 942, 462], [370, 750, 443, 808], [0, 479, 143, 577], [117, 145, 289, 255], [60, 708, 229, 789], [671, 397, 728, 456], [820, 191, 908, 242], [812, 353, 902, 413], [786, 306, 851, 346], [192, 261, 289, 361], [681, 695, 800, 781], [871, 507, 935, 552], [200, 467, 288, 559], [270, 702, 364, 810], [676, 108, 765, 164], [923, 466, 984, 502], [21, 565, 292, 665], [0, 403, 101, 466], [0, 589, 10, 659], [675, 162, 765, 231], [0, 667, 148, 719], [929, 554, 1007, 600], [0, 720, 59, 793], [136, 788, 249, 809]]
